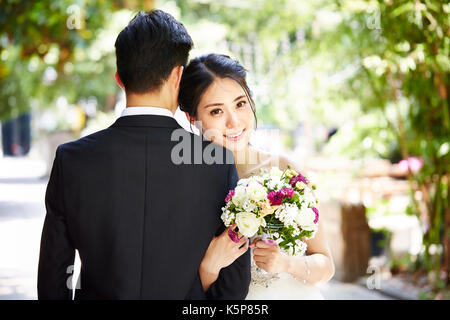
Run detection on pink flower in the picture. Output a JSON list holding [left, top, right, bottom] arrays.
[[280, 188, 295, 198], [267, 191, 284, 205], [228, 228, 240, 243], [312, 207, 319, 224], [398, 157, 423, 174], [289, 173, 309, 187], [268, 188, 295, 205], [225, 190, 235, 203]]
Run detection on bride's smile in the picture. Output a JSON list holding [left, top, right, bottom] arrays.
[[182, 76, 255, 152], [224, 128, 246, 141]]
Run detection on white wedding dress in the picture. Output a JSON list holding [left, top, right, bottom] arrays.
[[245, 247, 324, 300]]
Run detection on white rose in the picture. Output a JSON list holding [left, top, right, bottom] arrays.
[[242, 199, 257, 212], [302, 188, 317, 207], [235, 211, 261, 237], [267, 178, 278, 190], [232, 185, 247, 207], [269, 167, 283, 178], [237, 178, 250, 187], [295, 205, 317, 231], [259, 216, 267, 228], [246, 180, 267, 202]]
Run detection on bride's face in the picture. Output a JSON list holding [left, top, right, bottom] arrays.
[[193, 77, 254, 152]]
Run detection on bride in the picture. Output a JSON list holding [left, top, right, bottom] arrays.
[[179, 53, 335, 299]]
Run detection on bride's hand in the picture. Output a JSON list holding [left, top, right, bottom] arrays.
[[200, 224, 249, 275], [251, 238, 289, 274]]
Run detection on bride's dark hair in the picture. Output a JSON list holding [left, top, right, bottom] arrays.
[[178, 53, 257, 128]]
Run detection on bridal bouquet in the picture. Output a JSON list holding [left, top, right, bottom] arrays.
[[221, 166, 319, 256]]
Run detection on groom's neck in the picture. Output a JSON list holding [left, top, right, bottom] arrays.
[[125, 89, 177, 114]]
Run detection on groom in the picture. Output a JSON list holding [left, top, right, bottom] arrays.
[[37, 10, 251, 299]]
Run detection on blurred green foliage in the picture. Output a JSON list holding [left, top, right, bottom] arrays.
[[0, 0, 154, 121]]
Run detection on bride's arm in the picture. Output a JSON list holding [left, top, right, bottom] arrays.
[[288, 155, 335, 283], [286, 221, 335, 284], [286, 156, 335, 284]]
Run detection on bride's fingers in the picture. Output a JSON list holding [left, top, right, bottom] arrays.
[[252, 248, 268, 257], [253, 254, 266, 263], [237, 236, 248, 247], [237, 239, 249, 255], [255, 239, 276, 249], [255, 261, 267, 270], [249, 237, 262, 248]]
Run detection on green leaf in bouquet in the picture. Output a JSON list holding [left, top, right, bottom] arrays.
[[258, 225, 264, 235], [298, 229, 314, 239], [279, 240, 290, 247], [280, 167, 289, 180]]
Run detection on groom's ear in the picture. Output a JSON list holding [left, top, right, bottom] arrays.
[[115, 71, 125, 90], [172, 65, 184, 91]]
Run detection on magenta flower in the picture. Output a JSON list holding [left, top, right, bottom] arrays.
[[268, 188, 295, 205], [280, 188, 295, 198], [312, 207, 319, 224], [289, 173, 309, 187], [228, 228, 240, 243], [267, 191, 284, 205], [225, 190, 235, 203]]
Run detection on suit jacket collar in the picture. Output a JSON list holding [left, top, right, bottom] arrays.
[[110, 115, 182, 129]]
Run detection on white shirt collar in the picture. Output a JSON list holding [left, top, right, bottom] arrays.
[[120, 106, 174, 118]]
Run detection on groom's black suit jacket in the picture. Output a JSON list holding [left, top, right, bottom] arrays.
[[37, 115, 251, 300]]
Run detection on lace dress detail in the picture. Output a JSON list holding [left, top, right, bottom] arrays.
[[246, 247, 325, 300], [250, 252, 280, 288]]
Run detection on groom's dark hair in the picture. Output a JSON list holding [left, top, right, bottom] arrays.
[[114, 10, 193, 94]]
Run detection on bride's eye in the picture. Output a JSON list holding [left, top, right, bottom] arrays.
[[237, 101, 247, 108], [210, 108, 222, 116]]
